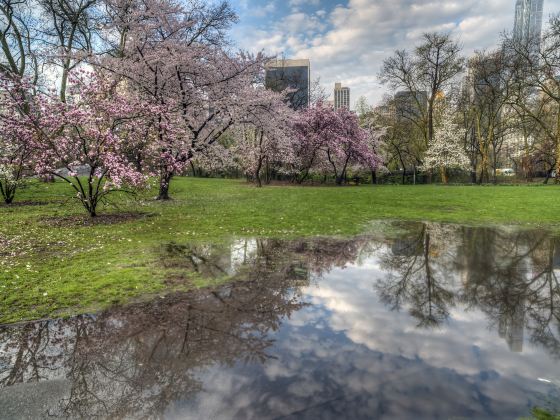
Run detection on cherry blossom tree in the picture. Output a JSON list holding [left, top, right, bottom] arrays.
[[422, 106, 470, 184], [360, 115, 387, 184], [99, 0, 261, 200], [326, 108, 383, 185], [24, 71, 157, 216], [232, 88, 296, 187], [292, 102, 340, 183], [0, 75, 35, 204], [189, 142, 236, 178], [292, 102, 382, 184], [0, 126, 31, 205]]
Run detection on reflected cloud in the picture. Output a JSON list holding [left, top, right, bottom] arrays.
[[1, 223, 560, 418]]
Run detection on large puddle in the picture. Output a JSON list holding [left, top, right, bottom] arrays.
[[1, 222, 560, 419]]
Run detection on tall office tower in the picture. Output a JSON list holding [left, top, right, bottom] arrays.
[[466, 53, 503, 101], [265, 59, 310, 110], [394, 90, 428, 121], [334, 82, 350, 110], [513, 0, 544, 46]]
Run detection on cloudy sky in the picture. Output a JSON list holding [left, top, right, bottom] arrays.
[[229, 0, 560, 108]]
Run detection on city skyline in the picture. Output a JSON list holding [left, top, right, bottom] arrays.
[[231, 0, 560, 108]]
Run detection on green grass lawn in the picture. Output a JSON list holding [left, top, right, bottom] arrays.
[[1, 177, 559, 324]]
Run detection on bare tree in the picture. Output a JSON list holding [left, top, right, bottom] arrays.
[[0, 0, 40, 84], [39, 0, 102, 101], [372, 95, 424, 184], [380, 32, 465, 148], [310, 76, 328, 105], [504, 14, 560, 181], [465, 49, 516, 184]]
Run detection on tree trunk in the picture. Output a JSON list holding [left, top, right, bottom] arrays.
[[492, 152, 498, 184], [440, 167, 448, 184], [158, 172, 173, 200], [427, 170, 433, 184], [428, 98, 435, 145], [3, 192, 14, 205], [371, 170, 377, 185], [297, 169, 311, 184], [336, 158, 350, 186], [555, 108, 560, 184], [255, 158, 263, 187], [544, 167, 553, 184], [264, 157, 270, 185], [475, 117, 489, 185], [0, 182, 16, 204], [327, 150, 340, 185], [82, 194, 98, 218]]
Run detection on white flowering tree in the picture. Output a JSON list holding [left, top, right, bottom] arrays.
[[422, 108, 469, 184]]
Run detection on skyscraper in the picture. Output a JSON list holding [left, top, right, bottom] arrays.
[[513, 0, 544, 46], [265, 59, 310, 110], [394, 91, 428, 121], [466, 53, 504, 103], [334, 82, 350, 110]]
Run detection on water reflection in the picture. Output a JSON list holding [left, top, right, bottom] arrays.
[[1, 223, 560, 419], [0, 264, 309, 417], [377, 223, 458, 327]]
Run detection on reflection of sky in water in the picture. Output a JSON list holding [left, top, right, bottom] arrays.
[[178, 260, 560, 419], [2, 223, 560, 419]]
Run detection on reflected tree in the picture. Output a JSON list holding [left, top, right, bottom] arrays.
[[376, 223, 457, 327], [162, 236, 375, 285], [0, 277, 306, 417], [459, 228, 560, 356], [3, 228, 560, 418], [378, 222, 560, 356], [0, 235, 376, 418]]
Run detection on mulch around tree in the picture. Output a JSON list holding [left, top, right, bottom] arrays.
[[0, 200, 52, 207], [40, 212, 155, 227]]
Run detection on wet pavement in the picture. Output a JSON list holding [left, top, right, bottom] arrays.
[[1, 222, 560, 419]]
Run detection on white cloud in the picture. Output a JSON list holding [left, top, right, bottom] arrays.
[[235, 0, 560, 107], [289, 0, 320, 7], [174, 240, 560, 419], [250, 1, 276, 17]]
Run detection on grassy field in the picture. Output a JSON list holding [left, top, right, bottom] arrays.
[[1, 177, 559, 324]]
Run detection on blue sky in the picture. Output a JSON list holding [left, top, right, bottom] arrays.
[[228, 0, 560, 107]]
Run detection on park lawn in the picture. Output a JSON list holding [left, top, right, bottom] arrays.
[[1, 176, 559, 324]]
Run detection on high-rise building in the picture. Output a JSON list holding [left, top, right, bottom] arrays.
[[466, 53, 503, 102], [394, 91, 428, 121], [513, 0, 544, 47], [265, 59, 310, 110], [334, 82, 350, 110], [498, 298, 526, 353]]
